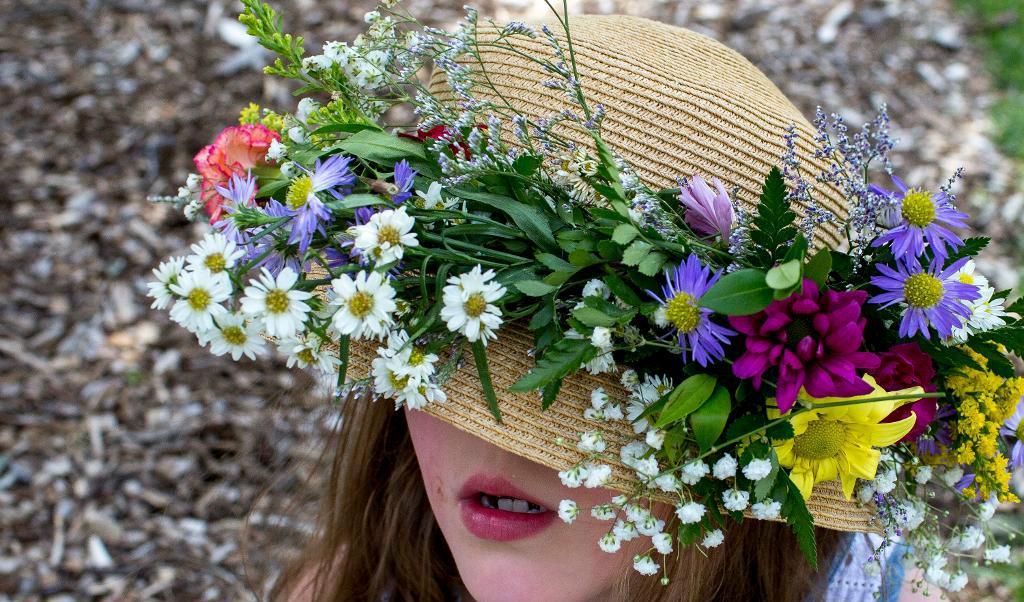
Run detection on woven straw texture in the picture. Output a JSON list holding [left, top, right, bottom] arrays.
[[314, 14, 878, 534]]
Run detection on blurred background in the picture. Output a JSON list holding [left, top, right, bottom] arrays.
[[1, 0, 1023, 599]]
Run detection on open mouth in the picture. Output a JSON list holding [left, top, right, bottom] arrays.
[[458, 474, 556, 541], [477, 493, 548, 514]]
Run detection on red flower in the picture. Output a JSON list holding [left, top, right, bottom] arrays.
[[397, 124, 487, 159], [193, 124, 280, 223], [869, 342, 938, 442], [730, 279, 880, 413]]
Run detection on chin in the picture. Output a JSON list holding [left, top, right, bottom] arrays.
[[455, 549, 598, 602]]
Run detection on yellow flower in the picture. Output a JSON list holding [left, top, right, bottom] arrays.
[[771, 375, 921, 500]]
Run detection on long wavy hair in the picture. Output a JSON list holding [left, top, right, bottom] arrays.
[[267, 390, 848, 601]]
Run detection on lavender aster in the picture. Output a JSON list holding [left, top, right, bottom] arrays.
[[1000, 397, 1024, 469], [869, 256, 980, 339], [391, 159, 417, 204], [285, 155, 356, 253], [213, 170, 257, 245], [870, 175, 968, 262], [647, 255, 735, 366]]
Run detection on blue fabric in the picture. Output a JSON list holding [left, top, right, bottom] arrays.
[[881, 540, 910, 602]]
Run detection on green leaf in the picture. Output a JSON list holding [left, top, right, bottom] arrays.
[[765, 259, 803, 290], [602, 270, 643, 306], [765, 420, 795, 441], [335, 129, 426, 162], [541, 378, 563, 411], [747, 166, 798, 267], [536, 253, 576, 273], [572, 306, 617, 328], [970, 340, 1016, 378], [699, 269, 773, 315], [637, 252, 667, 277], [514, 280, 558, 297], [311, 122, 381, 136], [452, 189, 558, 252], [329, 193, 388, 209], [513, 154, 542, 176], [622, 240, 652, 266], [256, 178, 290, 199], [509, 337, 597, 392], [690, 386, 731, 452], [973, 323, 1024, 358], [804, 249, 832, 287], [1006, 297, 1024, 315], [945, 236, 990, 266], [612, 224, 640, 245], [780, 472, 818, 571], [472, 339, 502, 422], [679, 522, 702, 546], [725, 413, 765, 442], [753, 451, 781, 501], [783, 234, 809, 263], [654, 374, 717, 427], [528, 298, 555, 330]]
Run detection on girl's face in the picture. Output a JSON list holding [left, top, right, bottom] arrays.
[[405, 408, 647, 602]]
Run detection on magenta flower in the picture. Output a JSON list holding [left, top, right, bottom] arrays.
[[869, 342, 938, 442], [729, 279, 880, 413], [678, 175, 734, 240]]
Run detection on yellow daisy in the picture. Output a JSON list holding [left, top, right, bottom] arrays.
[[771, 375, 921, 500]]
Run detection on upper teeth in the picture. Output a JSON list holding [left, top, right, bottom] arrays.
[[479, 494, 546, 513]]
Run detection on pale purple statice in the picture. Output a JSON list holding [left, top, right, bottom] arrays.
[[285, 155, 356, 253], [213, 171, 257, 245], [869, 256, 980, 339], [812, 106, 897, 256], [781, 124, 834, 244], [1001, 397, 1024, 469], [870, 174, 967, 262], [677, 175, 734, 240], [647, 254, 734, 366], [391, 160, 416, 204]]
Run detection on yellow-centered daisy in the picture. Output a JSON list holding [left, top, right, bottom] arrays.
[[770, 375, 921, 500]]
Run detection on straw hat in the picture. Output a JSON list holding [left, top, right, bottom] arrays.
[[323, 13, 878, 533]]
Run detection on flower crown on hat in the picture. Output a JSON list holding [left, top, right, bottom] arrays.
[[148, 0, 1024, 593]]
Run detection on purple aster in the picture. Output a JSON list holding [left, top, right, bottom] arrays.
[[677, 175, 734, 240], [284, 155, 356, 253], [646, 254, 735, 367], [1000, 396, 1024, 469], [869, 256, 980, 339], [391, 159, 416, 204], [870, 175, 967, 262], [213, 170, 257, 245]]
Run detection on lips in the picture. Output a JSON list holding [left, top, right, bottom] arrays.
[[458, 474, 556, 542]]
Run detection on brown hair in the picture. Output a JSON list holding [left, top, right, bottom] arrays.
[[269, 391, 847, 602]]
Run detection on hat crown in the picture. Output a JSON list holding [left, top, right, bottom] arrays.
[[428, 13, 848, 248]]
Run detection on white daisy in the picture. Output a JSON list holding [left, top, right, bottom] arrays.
[[949, 285, 1008, 343], [329, 270, 397, 340], [147, 256, 186, 310], [413, 181, 455, 210], [168, 268, 232, 333], [240, 267, 312, 338], [277, 332, 340, 374], [396, 380, 446, 410], [186, 232, 245, 274], [350, 206, 419, 265], [440, 265, 506, 345], [208, 312, 265, 360], [379, 330, 438, 381], [952, 259, 990, 290]]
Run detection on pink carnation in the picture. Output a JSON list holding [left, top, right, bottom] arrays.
[[193, 124, 280, 223], [869, 342, 938, 442]]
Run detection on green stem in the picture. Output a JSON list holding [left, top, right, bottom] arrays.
[[472, 339, 502, 422]]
